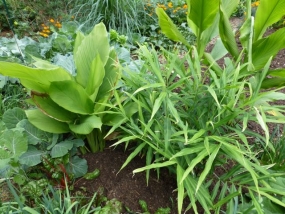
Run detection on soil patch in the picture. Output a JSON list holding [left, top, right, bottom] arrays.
[[74, 144, 179, 213]]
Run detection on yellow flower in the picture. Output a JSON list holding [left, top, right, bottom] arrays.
[[173, 10, 177, 13], [255, 1, 260, 6], [43, 26, 49, 30], [183, 4, 187, 9], [168, 2, 173, 8], [49, 18, 55, 23]]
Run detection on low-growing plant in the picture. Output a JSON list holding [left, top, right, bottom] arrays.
[[0, 107, 88, 185], [0, 23, 137, 153]]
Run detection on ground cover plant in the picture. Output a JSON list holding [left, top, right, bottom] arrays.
[[1, 0, 285, 213]]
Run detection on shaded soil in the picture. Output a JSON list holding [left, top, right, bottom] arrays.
[[74, 144, 178, 213]]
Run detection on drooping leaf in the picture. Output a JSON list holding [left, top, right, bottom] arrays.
[[26, 109, 70, 133], [69, 115, 102, 135], [75, 23, 109, 87], [156, 8, 191, 47], [3, 107, 26, 129], [32, 95, 77, 122], [0, 62, 73, 92], [252, 28, 285, 71], [49, 80, 94, 114], [219, 5, 239, 60]]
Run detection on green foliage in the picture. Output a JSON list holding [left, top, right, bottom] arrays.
[[0, 23, 133, 153], [157, 0, 285, 88], [0, 107, 88, 186], [114, 42, 285, 213], [69, 0, 145, 38]]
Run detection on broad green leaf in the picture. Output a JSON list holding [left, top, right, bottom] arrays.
[[85, 55, 105, 101], [32, 95, 77, 122], [66, 156, 87, 178], [156, 8, 191, 47], [219, 5, 239, 60], [252, 28, 285, 71], [0, 62, 72, 92], [187, 0, 219, 36], [96, 49, 120, 102], [19, 149, 44, 166], [254, 0, 285, 41], [51, 141, 74, 158], [3, 107, 26, 129], [73, 31, 85, 57], [17, 119, 52, 145], [0, 130, 28, 159], [49, 80, 94, 114], [26, 109, 70, 133], [75, 23, 109, 87], [210, 38, 228, 61], [221, 0, 240, 17], [69, 115, 102, 135]]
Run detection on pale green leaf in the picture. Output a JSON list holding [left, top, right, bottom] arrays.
[[26, 109, 70, 133], [3, 107, 26, 129], [75, 23, 109, 87], [85, 55, 105, 101], [69, 115, 102, 135], [49, 80, 94, 114], [0, 62, 72, 92]]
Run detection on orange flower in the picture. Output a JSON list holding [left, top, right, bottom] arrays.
[[49, 18, 55, 23]]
